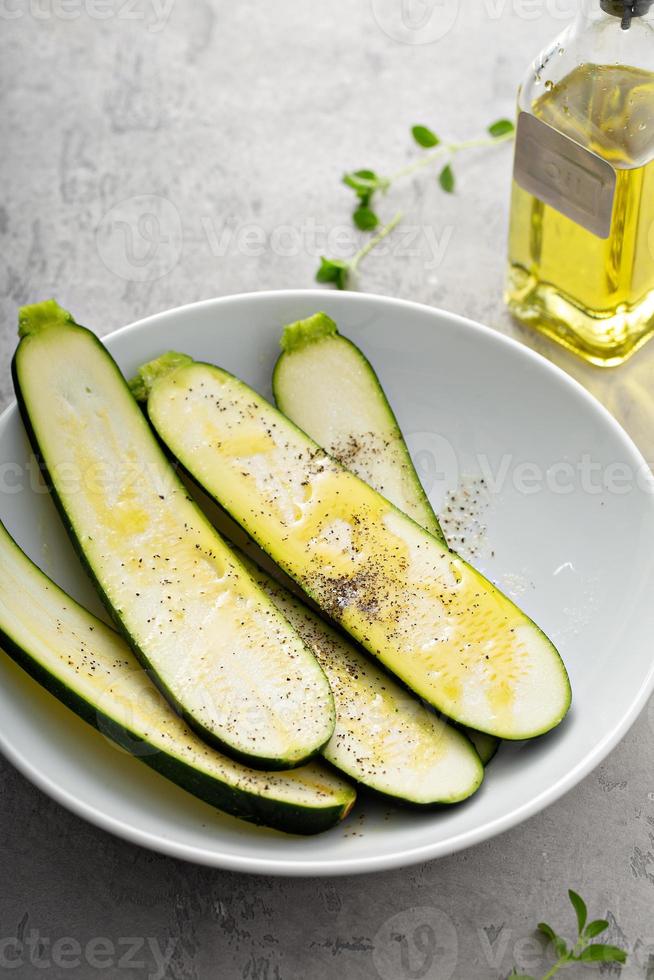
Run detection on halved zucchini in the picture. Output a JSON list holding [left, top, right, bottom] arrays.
[[133, 351, 571, 741], [0, 520, 355, 834], [273, 313, 445, 543], [238, 550, 483, 805], [273, 313, 500, 763], [12, 302, 335, 770]]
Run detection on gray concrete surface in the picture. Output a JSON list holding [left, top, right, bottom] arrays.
[[1, 2, 653, 978]]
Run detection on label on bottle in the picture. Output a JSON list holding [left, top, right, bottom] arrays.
[[513, 111, 616, 239]]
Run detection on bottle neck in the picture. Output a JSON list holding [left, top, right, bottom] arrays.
[[599, 0, 653, 28], [571, 0, 654, 52]]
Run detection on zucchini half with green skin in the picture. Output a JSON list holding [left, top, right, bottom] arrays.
[[12, 301, 335, 770], [273, 313, 446, 544], [238, 550, 483, 805], [273, 313, 500, 765], [132, 352, 571, 741], [0, 521, 355, 835]]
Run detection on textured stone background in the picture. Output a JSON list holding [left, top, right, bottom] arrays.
[[1, 2, 653, 978]]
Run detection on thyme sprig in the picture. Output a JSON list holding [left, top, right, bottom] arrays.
[[510, 890, 627, 980], [316, 118, 515, 290]]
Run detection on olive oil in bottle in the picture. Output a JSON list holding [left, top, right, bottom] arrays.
[[506, 2, 654, 366]]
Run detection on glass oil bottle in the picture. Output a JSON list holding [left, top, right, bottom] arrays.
[[506, 1, 654, 366]]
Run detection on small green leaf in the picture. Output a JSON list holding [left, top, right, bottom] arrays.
[[568, 890, 587, 934], [578, 944, 627, 964], [537, 922, 568, 958], [315, 257, 350, 290], [411, 124, 440, 148], [342, 169, 382, 199], [488, 118, 515, 138], [439, 164, 455, 193], [353, 205, 380, 231], [584, 919, 609, 939]]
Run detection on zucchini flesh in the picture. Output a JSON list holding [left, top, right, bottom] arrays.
[[12, 302, 335, 770], [273, 314, 500, 763], [239, 551, 483, 805], [273, 313, 445, 543], [0, 521, 355, 835], [136, 354, 571, 741]]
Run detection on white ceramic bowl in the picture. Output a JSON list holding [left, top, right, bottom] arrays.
[[1, 290, 653, 875]]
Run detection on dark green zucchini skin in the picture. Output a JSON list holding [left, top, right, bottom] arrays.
[[11, 327, 331, 772], [0, 626, 350, 835]]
